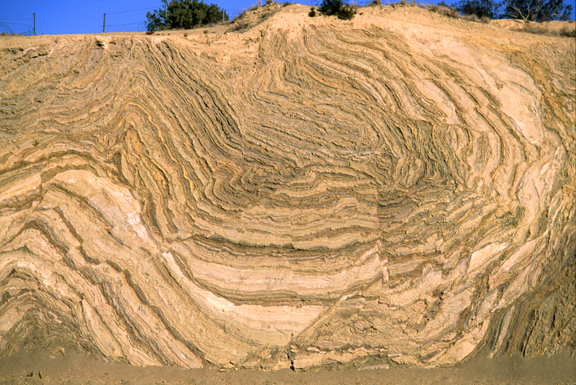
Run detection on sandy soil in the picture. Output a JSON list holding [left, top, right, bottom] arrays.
[[0, 349, 574, 384]]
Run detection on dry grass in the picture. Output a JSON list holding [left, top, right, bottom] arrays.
[[424, 4, 494, 22], [426, 4, 461, 18], [228, 1, 284, 32], [461, 14, 491, 23], [249, 1, 263, 11], [560, 25, 576, 37], [522, 23, 549, 34], [518, 22, 576, 37]]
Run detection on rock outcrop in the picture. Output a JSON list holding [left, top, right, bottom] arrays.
[[0, 4, 575, 370]]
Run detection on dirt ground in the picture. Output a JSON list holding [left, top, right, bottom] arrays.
[[0, 349, 574, 385]]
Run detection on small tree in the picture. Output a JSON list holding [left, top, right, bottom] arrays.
[[455, 0, 500, 18], [502, 0, 573, 21], [319, 0, 345, 15], [454, 0, 573, 20], [438, 0, 457, 8], [146, 0, 229, 32], [318, 0, 357, 19]]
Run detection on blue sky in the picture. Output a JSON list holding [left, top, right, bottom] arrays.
[[4, 0, 314, 35], [0, 0, 574, 35]]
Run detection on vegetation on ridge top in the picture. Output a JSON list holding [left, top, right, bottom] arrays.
[[143, 0, 574, 35], [146, 0, 228, 32], [317, 0, 358, 20], [453, 0, 573, 21]]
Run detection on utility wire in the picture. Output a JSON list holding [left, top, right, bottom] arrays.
[[0, 13, 32, 18], [0, 16, 33, 20], [107, 22, 146, 26], [107, 7, 158, 15]]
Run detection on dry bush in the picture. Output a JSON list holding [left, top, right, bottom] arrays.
[[455, 12, 491, 23], [249, 1, 263, 11], [519, 23, 576, 37], [232, 20, 250, 31], [427, 4, 461, 18], [560, 25, 576, 37], [230, 12, 251, 32], [447, 8, 461, 17], [522, 23, 548, 34], [368, 0, 382, 4]]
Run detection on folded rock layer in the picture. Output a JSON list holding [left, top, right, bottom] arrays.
[[0, 4, 575, 370]]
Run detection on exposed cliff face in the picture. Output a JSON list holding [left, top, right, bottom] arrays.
[[0, 4, 575, 370]]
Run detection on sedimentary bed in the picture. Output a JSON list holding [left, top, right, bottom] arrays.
[[0, 4, 575, 370]]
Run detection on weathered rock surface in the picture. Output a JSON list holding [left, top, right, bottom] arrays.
[[0, 4, 575, 370]]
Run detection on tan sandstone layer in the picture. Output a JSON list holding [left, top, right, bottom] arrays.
[[0, 3, 575, 371]]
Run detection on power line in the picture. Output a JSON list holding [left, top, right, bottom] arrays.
[[105, 21, 147, 33], [0, 13, 32, 19], [102, 5, 160, 33], [0, 16, 33, 20], [107, 22, 146, 27], [107, 7, 158, 15]]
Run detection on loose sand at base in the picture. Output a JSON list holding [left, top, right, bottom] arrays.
[[0, 349, 574, 384], [1, 2, 575, 376]]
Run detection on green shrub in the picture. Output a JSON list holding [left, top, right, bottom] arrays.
[[455, 0, 497, 19], [146, 0, 228, 32], [337, 5, 357, 19], [319, 0, 345, 15], [454, 0, 573, 21], [318, 0, 357, 19], [502, 0, 573, 21]]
